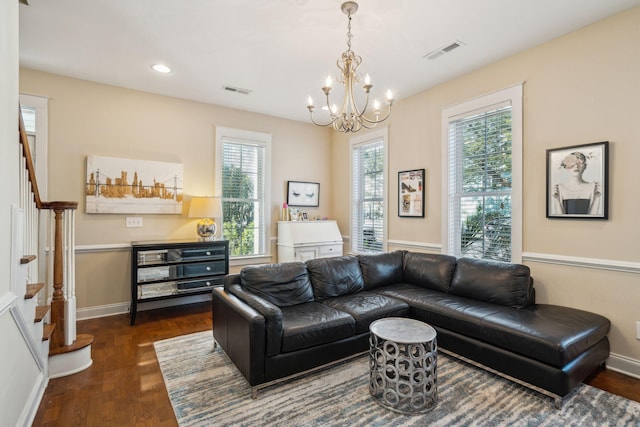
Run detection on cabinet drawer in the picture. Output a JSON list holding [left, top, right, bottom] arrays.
[[319, 244, 342, 256], [177, 277, 224, 291], [179, 260, 226, 278], [180, 246, 226, 259], [138, 281, 177, 299]]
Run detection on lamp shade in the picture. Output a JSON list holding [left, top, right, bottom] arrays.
[[188, 197, 222, 219]]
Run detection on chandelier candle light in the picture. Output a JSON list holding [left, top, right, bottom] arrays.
[[307, 1, 394, 133]]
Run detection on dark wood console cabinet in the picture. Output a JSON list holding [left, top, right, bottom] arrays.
[[130, 239, 229, 324]]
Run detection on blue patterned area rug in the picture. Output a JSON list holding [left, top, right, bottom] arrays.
[[154, 331, 640, 427]]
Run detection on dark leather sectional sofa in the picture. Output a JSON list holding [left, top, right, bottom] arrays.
[[212, 251, 610, 406]]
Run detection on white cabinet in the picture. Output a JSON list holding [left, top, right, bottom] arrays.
[[277, 221, 343, 263]]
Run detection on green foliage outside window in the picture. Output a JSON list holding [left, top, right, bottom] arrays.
[[457, 110, 512, 262], [221, 164, 255, 256]]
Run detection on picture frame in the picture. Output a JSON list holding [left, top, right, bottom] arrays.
[[85, 155, 183, 214], [546, 141, 608, 219], [287, 181, 320, 207], [398, 169, 425, 217]]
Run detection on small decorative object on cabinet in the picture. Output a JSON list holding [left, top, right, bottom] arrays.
[[130, 239, 229, 324], [277, 220, 343, 262]]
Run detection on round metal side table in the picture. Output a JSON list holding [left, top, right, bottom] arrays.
[[369, 317, 437, 414]]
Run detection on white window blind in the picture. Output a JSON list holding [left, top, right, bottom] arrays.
[[448, 103, 513, 262], [352, 138, 385, 253], [221, 138, 266, 257]]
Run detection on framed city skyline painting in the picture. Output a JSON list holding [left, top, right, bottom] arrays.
[[85, 155, 183, 214]]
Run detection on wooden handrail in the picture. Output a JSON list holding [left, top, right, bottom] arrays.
[[18, 109, 43, 208]]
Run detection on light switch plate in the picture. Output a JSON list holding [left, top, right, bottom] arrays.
[[636, 321, 640, 340], [126, 217, 143, 228]]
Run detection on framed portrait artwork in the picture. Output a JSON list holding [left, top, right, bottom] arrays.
[[398, 169, 425, 217], [287, 181, 320, 207], [546, 141, 608, 219]]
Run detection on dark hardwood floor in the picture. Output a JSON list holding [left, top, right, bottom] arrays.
[[32, 301, 640, 426]]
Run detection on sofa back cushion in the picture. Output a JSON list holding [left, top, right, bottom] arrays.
[[306, 256, 364, 300], [240, 262, 314, 307], [450, 257, 532, 308], [358, 251, 404, 290], [403, 252, 457, 293]]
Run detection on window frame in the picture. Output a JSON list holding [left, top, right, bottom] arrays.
[[350, 127, 389, 254], [215, 126, 271, 263], [441, 84, 523, 262]]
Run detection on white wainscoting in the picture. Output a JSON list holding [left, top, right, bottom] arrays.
[[522, 252, 640, 274]]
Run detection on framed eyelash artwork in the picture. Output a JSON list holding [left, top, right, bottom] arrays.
[[546, 141, 609, 219], [287, 181, 320, 207]]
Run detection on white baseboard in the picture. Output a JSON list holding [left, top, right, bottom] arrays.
[[19, 372, 48, 427], [76, 294, 212, 320], [607, 352, 640, 380]]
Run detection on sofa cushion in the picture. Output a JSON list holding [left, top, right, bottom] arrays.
[[403, 252, 457, 293], [306, 256, 364, 300], [321, 291, 410, 334], [376, 283, 609, 367], [280, 302, 355, 353], [240, 262, 314, 307], [450, 257, 532, 308], [480, 304, 611, 367], [358, 251, 404, 290]]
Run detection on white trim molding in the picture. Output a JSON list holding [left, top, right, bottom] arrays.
[[386, 240, 442, 253], [76, 243, 131, 253], [607, 353, 640, 380], [522, 252, 640, 274], [76, 294, 212, 320]]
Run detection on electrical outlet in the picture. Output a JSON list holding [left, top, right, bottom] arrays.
[[636, 321, 640, 340], [126, 217, 143, 228]]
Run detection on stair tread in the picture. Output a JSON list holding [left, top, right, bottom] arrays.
[[35, 305, 50, 322], [43, 323, 55, 341], [20, 255, 37, 264], [25, 282, 45, 299], [49, 333, 95, 355]]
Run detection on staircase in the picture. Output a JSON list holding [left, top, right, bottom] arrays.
[[15, 108, 93, 379]]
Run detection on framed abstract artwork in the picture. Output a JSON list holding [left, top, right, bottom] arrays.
[[398, 169, 425, 217], [546, 141, 608, 219]]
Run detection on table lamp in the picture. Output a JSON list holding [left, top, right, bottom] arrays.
[[188, 197, 222, 240]]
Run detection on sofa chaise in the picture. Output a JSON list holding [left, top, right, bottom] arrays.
[[212, 251, 610, 407]]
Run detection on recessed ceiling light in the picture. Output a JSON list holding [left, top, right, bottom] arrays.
[[151, 64, 172, 74]]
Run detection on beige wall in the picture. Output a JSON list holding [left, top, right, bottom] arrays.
[[332, 8, 640, 364], [19, 70, 332, 308]]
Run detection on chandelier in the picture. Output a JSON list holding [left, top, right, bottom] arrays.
[[306, 1, 394, 133]]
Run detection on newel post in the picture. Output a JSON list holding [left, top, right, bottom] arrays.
[[44, 201, 78, 350]]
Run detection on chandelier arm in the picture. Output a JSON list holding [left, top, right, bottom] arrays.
[[324, 92, 336, 119], [361, 104, 392, 125], [308, 111, 336, 128]]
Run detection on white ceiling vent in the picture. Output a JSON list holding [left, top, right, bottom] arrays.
[[223, 85, 252, 95], [424, 40, 465, 60]]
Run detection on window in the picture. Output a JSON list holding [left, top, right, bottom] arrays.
[[351, 128, 388, 253], [215, 127, 271, 258], [442, 85, 522, 262]]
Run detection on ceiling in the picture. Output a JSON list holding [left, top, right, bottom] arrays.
[[19, 0, 640, 123]]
